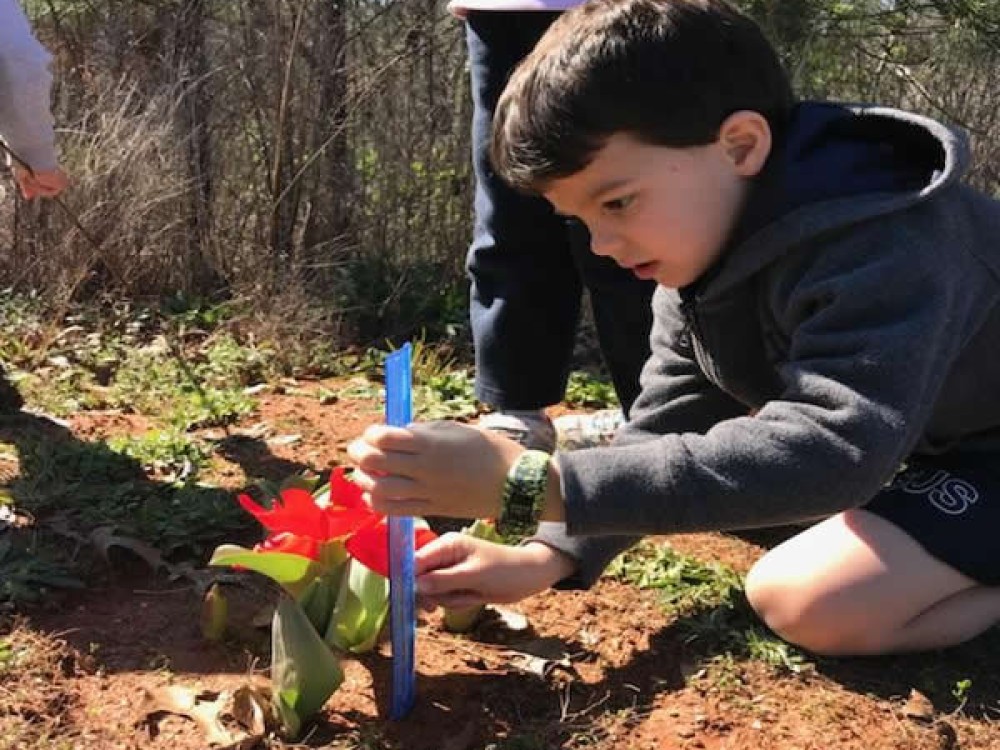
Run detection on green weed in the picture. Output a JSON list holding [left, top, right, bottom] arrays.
[[109, 347, 256, 430], [953, 677, 973, 704], [0, 536, 82, 604], [607, 540, 811, 676], [8, 431, 251, 560], [607, 541, 742, 613], [416, 369, 478, 420], [564, 371, 619, 409], [108, 430, 209, 481]]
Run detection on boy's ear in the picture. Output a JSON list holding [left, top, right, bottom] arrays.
[[718, 110, 771, 177]]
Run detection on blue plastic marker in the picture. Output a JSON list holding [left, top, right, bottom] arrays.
[[384, 343, 416, 719]]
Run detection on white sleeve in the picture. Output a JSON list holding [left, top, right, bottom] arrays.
[[447, 1, 586, 18], [0, 0, 58, 170]]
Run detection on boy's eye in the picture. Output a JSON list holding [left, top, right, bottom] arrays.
[[603, 195, 634, 212]]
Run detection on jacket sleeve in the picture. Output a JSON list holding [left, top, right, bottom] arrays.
[[0, 0, 58, 170], [529, 287, 747, 588], [552, 216, 988, 541]]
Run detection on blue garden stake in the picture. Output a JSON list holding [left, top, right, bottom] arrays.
[[384, 343, 416, 719]]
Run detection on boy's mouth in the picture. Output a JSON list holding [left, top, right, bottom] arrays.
[[631, 261, 659, 280]]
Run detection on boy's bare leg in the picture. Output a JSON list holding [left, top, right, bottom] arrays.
[[744, 509, 1000, 656]]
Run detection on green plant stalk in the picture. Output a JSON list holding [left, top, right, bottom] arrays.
[[324, 558, 389, 653], [442, 519, 504, 633], [200, 583, 228, 641]]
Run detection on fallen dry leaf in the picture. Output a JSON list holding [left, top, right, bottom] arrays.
[[91, 526, 165, 571], [503, 636, 577, 680], [140, 684, 272, 749], [902, 688, 935, 723]]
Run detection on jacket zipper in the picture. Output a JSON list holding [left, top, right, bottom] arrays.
[[680, 296, 722, 388]]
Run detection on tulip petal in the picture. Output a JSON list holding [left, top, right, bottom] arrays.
[[258, 532, 320, 561], [344, 520, 390, 578], [345, 519, 438, 578], [328, 467, 367, 510], [322, 505, 379, 540], [240, 487, 326, 537]]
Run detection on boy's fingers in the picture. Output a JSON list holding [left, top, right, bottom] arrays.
[[416, 560, 482, 596], [361, 488, 430, 517], [362, 424, 421, 451], [350, 468, 424, 498], [360, 447, 431, 480]]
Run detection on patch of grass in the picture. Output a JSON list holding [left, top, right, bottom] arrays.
[[416, 369, 478, 420], [0, 536, 82, 604], [607, 541, 743, 613], [9, 430, 251, 560], [0, 293, 368, 425], [564, 371, 619, 409], [14, 365, 105, 417], [336, 341, 481, 420], [108, 429, 210, 481], [109, 345, 256, 430], [607, 541, 811, 675]]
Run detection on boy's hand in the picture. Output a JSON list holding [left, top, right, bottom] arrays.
[[415, 534, 576, 610], [347, 420, 524, 520], [13, 166, 69, 199]]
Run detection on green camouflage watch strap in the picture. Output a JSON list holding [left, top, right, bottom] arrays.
[[499, 449, 550, 537]]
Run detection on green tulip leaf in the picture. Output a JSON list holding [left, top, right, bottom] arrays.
[[208, 545, 319, 596], [325, 558, 389, 653], [271, 597, 344, 738]]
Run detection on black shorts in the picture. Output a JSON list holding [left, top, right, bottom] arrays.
[[863, 452, 1000, 586]]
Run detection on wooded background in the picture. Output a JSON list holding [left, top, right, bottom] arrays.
[[3, 0, 999, 346]]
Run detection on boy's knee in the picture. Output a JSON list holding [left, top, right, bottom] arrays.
[[744, 562, 873, 656]]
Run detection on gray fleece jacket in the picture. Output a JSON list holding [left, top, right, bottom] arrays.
[[533, 103, 1000, 587]]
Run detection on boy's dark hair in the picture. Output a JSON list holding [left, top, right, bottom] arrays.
[[491, 0, 796, 193]]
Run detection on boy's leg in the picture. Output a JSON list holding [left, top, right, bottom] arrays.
[[746, 456, 1000, 656], [466, 12, 582, 414]]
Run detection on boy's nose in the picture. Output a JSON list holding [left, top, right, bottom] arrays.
[[589, 229, 622, 259]]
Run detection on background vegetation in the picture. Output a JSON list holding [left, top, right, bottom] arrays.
[[1, 0, 998, 356]]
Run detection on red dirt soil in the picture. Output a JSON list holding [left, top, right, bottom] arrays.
[[2, 385, 998, 749]]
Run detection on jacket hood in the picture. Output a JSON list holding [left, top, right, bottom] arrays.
[[700, 102, 971, 298]]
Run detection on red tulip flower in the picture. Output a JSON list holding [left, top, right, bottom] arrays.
[[235, 467, 436, 577]]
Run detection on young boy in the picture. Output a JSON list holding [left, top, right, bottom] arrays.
[[348, 0, 1000, 657]]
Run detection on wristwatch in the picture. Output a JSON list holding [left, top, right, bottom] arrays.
[[498, 449, 551, 537]]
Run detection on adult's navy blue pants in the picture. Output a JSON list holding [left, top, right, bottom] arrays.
[[464, 11, 655, 414]]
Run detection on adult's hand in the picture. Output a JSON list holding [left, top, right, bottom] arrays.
[[13, 165, 68, 199]]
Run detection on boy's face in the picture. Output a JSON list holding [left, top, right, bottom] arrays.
[[543, 130, 758, 288]]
